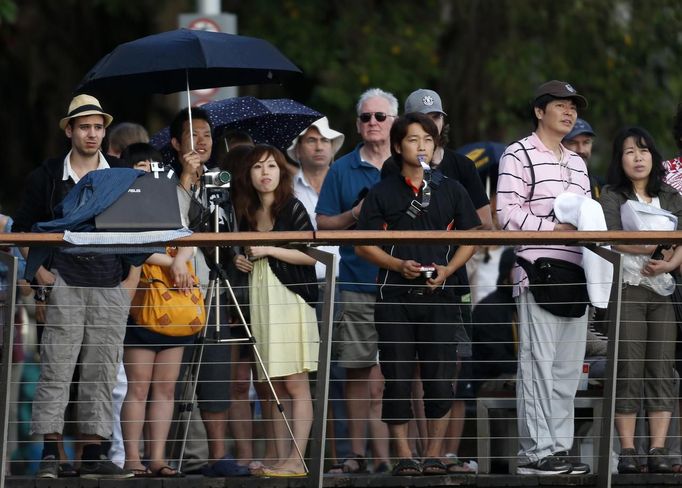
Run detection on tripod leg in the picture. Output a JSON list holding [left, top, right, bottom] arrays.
[[168, 278, 216, 471]]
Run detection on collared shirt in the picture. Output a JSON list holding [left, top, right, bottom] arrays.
[[496, 132, 591, 296], [316, 144, 382, 293], [62, 150, 109, 183], [294, 169, 341, 280], [358, 170, 480, 300]]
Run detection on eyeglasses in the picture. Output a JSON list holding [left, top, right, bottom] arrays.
[[358, 112, 393, 123]]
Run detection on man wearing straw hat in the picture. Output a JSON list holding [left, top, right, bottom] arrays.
[[12, 94, 138, 479]]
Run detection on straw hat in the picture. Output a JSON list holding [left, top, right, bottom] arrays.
[[59, 94, 113, 130]]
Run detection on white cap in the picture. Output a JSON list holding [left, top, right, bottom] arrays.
[[286, 117, 345, 162]]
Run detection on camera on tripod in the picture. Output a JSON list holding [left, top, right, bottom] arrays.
[[201, 170, 231, 188]]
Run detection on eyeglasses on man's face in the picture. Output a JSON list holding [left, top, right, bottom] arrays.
[[358, 112, 394, 123]]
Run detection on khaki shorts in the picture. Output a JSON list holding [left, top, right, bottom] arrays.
[[333, 291, 378, 369]]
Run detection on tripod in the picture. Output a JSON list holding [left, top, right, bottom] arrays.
[[169, 183, 308, 474]]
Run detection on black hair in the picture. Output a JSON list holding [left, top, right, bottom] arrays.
[[497, 248, 516, 287], [224, 130, 254, 148], [531, 94, 555, 130], [169, 107, 212, 148], [673, 103, 682, 152], [389, 112, 440, 165], [120, 142, 162, 168], [606, 126, 664, 196]]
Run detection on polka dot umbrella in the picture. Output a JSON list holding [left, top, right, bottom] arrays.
[[150, 96, 322, 165]]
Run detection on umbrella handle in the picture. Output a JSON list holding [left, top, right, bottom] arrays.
[[186, 70, 194, 152]]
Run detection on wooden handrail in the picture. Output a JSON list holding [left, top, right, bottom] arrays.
[[2, 230, 682, 247]]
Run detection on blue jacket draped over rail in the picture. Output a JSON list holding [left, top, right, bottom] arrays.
[[26, 168, 148, 280]]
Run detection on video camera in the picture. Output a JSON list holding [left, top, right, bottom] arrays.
[[201, 170, 231, 188]]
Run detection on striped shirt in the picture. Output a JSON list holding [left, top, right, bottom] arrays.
[[663, 157, 682, 193], [496, 132, 591, 296]]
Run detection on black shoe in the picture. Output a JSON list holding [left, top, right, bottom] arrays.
[[79, 455, 133, 479], [617, 448, 640, 474], [648, 447, 672, 474], [37, 455, 59, 479], [553, 451, 590, 474], [517, 455, 572, 475]]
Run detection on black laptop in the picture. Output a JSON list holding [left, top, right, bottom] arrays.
[[95, 171, 183, 231]]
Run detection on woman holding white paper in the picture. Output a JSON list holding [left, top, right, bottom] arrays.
[[600, 126, 682, 474]]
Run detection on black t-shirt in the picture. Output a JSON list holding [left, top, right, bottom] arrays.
[[382, 148, 490, 210], [357, 171, 480, 300]]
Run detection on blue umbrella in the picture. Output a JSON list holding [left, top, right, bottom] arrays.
[[150, 96, 322, 163], [77, 29, 302, 152], [77, 28, 301, 94]]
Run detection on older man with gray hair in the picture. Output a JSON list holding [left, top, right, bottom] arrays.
[[316, 88, 396, 473]]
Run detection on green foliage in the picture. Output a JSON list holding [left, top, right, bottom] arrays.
[[4, 0, 682, 210], [0, 0, 16, 24], [234, 0, 445, 144]]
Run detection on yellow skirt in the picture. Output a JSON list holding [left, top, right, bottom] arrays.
[[249, 258, 319, 380]]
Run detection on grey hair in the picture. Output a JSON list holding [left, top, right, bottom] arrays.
[[355, 88, 399, 116]]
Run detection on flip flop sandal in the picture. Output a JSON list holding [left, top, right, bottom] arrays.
[[328, 453, 368, 474], [153, 465, 184, 478], [422, 458, 447, 475], [391, 458, 422, 476], [130, 466, 154, 478], [259, 467, 307, 478]]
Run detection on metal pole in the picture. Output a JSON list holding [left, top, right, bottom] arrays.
[[198, 0, 220, 14], [588, 244, 623, 488], [303, 248, 336, 488], [0, 252, 17, 488]]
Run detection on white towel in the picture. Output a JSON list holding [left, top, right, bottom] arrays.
[[62, 228, 192, 254], [554, 193, 613, 308]]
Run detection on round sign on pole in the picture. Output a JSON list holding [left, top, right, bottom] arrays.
[[179, 13, 239, 108], [188, 17, 221, 32]]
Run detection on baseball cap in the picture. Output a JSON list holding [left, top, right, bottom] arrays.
[[404, 89, 447, 115], [563, 118, 596, 142], [534, 80, 588, 109]]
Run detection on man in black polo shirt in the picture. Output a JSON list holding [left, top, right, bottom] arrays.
[[356, 112, 480, 475]]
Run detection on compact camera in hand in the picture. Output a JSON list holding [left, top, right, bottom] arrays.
[[651, 244, 671, 260], [419, 266, 436, 279]]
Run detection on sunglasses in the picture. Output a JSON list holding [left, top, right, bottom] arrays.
[[358, 112, 392, 123]]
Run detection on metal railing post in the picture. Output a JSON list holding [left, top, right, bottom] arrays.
[[0, 251, 17, 488], [587, 244, 623, 488], [303, 247, 336, 488]]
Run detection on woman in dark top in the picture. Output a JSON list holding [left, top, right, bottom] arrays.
[[600, 126, 682, 474], [232, 145, 319, 477]]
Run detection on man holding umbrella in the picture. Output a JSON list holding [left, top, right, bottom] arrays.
[[167, 106, 239, 475]]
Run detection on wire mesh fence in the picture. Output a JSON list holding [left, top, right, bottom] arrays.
[[0, 236, 680, 486]]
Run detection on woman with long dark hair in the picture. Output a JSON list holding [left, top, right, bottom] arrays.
[[232, 145, 319, 477], [600, 126, 682, 474]]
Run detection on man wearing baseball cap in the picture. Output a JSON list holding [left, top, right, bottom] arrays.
[[563, 118, 602, 199], [497, 80, 592, 475], [12, 94, 137, 479]]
